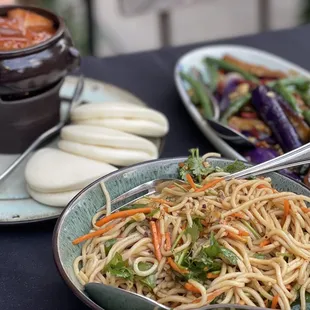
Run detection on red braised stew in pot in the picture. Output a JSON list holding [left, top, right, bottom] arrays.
[[0, 8, 56, 51]]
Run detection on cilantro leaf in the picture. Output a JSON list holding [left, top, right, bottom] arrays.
[[104, 238, 117, 254], [182, 249, 222, 281], [104, 252, 134, 281], [138, 262, 153, 271], [179, 148, 216, 183], [223, 160, 246, 173], [203, 232, 238, 266], [203, 232, 221, 258], [185, 220, 203, 243], [193, 218, 203, 230], [135, 262, 157, 290], [192, 253, 222, 272], [138, 274, 156, 289]]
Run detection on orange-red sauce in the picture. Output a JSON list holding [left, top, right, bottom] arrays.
[[0, 8, 56, 51]]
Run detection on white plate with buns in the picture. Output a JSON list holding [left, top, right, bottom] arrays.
[[0, 76, 168, 224]]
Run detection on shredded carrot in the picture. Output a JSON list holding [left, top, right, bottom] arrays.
[[186, 174, 197, 190], [227, 231, 247, 242], [260, 239, 270, 247], [257, 184, 270, 189], [167, 257, 189, 274], [285, 284, 292, 290], [238, 229, 250, 236], [178, 162, 185, 168], [264, 299, 269, 307], [150, 221, 162, 262], [206, 289, 224, 302], [192, 298, 201, 304], [172, 302, 183, 308], [72, 223, 116, 245], [302, 207, 310, 213], [181, 223, 187, 231], [207, 272, 219, 279], [271, 295, 279, 309], [165, 232, 171, 250], [156, 221, 162, 246], [184, 282, 200, 293], [150, 198, 174, 206], [282, 199, 290, 226], [96, 207, 152, 227], [195, 178, 224, 192], [201, 220, 208, 227], [170, 302, 179, 308], [230, 212, 246, 219]]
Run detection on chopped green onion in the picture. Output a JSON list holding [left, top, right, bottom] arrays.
[[241, 220, 261, 239], [171, 231, 185, 251]]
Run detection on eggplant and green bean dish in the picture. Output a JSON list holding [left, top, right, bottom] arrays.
[[180, 54, 310, 187]]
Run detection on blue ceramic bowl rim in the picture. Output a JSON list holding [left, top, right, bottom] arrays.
[[52, 156, 309, 310]]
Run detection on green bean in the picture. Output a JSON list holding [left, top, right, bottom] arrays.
[[204, 59, 218, 92], [273, 82, 302, 114], [188, 89, 199, 105], [204, 57, 259, 83], [299, 91, 310, 107], [267, 76, 310, 90], [303, 110, 310, 125], [220, 93, 251, 123], [180, 72, 213, 119]]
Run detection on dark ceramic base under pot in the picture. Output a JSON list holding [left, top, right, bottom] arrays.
[[0, 78, 64, 154]]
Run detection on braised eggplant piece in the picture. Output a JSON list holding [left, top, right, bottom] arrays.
[[277, 97, 310, 143], [244, 147, 278, 164], [251, 85, 302, 152], [245, 147, 300, 181], [218, 74, 242, 112]]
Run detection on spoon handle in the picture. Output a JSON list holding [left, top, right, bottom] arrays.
[[228, 142, 310, 180]]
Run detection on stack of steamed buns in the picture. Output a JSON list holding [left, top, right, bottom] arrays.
[[25, 102, 169, 207]]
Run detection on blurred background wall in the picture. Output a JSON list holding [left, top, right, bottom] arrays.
[[4, 0, 309, 56], [94, 0, 304, 56]]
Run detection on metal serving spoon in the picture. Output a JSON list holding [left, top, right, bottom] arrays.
[[207, 119, 255, 149], [85, 282, 269, 310], [103, 141, 310, 209], [0, 75, 84, 182], [85, 142, 310, 310]]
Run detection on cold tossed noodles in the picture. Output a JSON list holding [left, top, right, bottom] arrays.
[[73, 149, 310, 310]]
